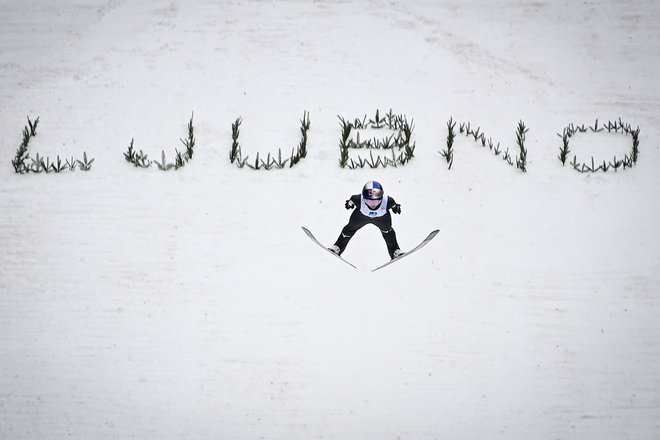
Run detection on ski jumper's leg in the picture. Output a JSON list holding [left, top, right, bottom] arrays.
[[373, 213, 400, 259], [334, 210, 369, 255]]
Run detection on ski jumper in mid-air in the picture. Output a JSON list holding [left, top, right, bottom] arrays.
[[329, 181, 403, 260]]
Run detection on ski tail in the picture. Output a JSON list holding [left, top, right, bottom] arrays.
[[372, 229, 439, 272], [302, 226, 357, 268]]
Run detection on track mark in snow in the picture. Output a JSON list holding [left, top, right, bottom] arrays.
[[380, 0, 557, 88]]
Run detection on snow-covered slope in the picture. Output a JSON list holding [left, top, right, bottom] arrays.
[[1, 1, 659, 438]]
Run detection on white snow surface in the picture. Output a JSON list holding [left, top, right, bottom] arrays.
[[1, 1, 660, 439]]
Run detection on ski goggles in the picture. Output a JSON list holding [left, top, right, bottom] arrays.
[[364, 198, 383, 209]]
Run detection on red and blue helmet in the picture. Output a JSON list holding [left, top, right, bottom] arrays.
[[362, 181, 384, 204]]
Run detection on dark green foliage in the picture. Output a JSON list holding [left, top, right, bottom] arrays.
[[28, 117, 39, 136], [174, 150, 186, 170], [441, 117, 456, 169], [453, 119, 528, 172], [515, 121, 529, 172], [154, 151, 174, 171], [230, 117, 242, 164], [77, 152, 94, 171], [52, 155, 67, 173], [338, 116, 351, 168], [41, 156, 52, 174], [230, 111, 310, 170], [11, 116, 93, 174], [558, 132, 571, 165], [12, 142, 30, 173], [368, 109, 387, 128], [181, 112, 195, 160], [124, 138, 152, 168], [338, 109, 415, 169], [66, 156, 78, 171], [12, 116, 38, 173], [124, 113, 195, 171], [559, 118, 640, 173]]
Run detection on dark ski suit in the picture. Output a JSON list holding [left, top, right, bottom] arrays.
[[333, 194, 401, 259]]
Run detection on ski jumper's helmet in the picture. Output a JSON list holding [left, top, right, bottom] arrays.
[[362, 181, 384, 210]]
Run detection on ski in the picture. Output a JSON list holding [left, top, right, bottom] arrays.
[[301, 226, 357, 268], [371, 229, 439, 272]]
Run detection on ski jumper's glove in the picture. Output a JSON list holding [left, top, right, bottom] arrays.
[[392, 203, 402, 214], [345, 200, 355, 209]]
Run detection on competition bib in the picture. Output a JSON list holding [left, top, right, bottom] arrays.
[[360, 195, 388, 217]]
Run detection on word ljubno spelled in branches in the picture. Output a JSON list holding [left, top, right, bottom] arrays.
[[11, 110, 640, 175]]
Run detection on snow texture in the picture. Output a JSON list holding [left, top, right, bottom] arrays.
[[1, 1, 659, 439]]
